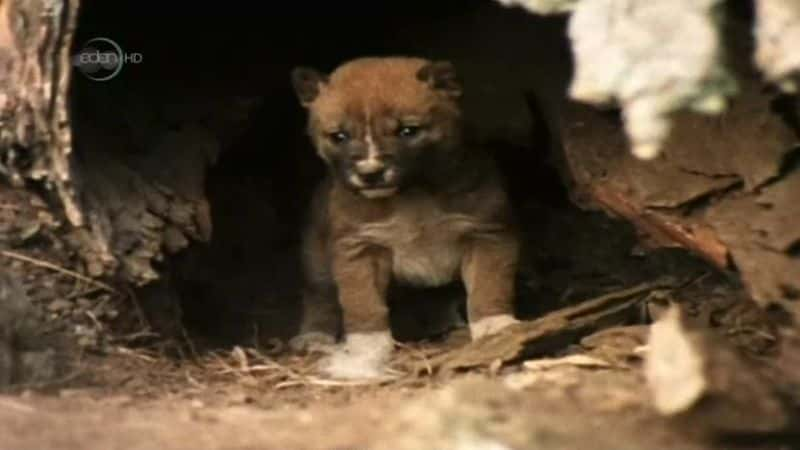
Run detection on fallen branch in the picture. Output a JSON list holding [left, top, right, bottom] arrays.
[[425, 277, 679, 375]]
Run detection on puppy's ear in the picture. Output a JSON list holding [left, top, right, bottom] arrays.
[[291, 66, 328, 107], [416, 60, 462, 99]]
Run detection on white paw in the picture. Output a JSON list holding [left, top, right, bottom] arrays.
[[320, 331, 394, 380], [470, 314, 520, 340], [289, 331, 336, 353]]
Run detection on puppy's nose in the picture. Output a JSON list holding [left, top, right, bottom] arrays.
[[355, 158, 387, 185], [355, 158, 385, 175]]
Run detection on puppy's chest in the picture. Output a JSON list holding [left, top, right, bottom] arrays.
[[353, 200, 480, 287]]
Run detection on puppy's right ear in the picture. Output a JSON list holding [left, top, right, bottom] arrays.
[[291, 67, 328, 107]]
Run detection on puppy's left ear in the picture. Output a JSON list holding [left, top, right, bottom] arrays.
[[417, 60, 462, 99], [291, 66, 328, 107]]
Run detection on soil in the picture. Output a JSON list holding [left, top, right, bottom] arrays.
[[0, 349, 700, 450]]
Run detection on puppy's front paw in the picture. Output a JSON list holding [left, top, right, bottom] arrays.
[[289, 331, 337, 353], [320, 331, 395, 380], [470, 314, 520, 340]]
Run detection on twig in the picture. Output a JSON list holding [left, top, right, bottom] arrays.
[[244, 348, 305, 378], [184, 371, 207, 389], [0, 250, 116, 293], [395, 342, 433, 376], [181, 324, 200, 361], [65, 286, 105, 300], [111, 330, 160, 343], [295, 375, 400, 388], [114, 346, 158, 362], [122, 286, 149, 331], [84, 310, 104, 331]]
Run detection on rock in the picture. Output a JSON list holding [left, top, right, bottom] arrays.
[[0, 271, 65, 388]]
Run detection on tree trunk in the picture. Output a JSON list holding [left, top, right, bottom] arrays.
[[1, 0, 261, 288], [0, 0, 80, 221]]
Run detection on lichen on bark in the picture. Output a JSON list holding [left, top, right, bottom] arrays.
[[754, 0, 800, 92], [495, 0, 767, 161], [494, 0, 578, 14]]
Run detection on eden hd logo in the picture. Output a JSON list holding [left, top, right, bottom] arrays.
[[72, 37, 143, 81]]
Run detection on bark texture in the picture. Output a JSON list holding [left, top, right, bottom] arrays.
[[66, 82, 260, 284], [560, 75, 800, 309], [0, 0, 80, 221], [493, 0, 800, 310]]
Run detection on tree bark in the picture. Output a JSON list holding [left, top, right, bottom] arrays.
[[559, 71, 800, 311], [0, 0, 80, 221]]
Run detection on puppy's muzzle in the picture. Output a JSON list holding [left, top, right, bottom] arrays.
[[352, 158, 397, 198], [354, 159, 390, 186]]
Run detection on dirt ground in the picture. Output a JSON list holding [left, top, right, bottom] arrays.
[[0, 170, 795, 450], [0, 334, 789, 450], [0, 347, 702, 450]]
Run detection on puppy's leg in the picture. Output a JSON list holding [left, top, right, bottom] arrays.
[[321, 246, 394, 380], [291, 215, 341, 352], [290, 283, 340, 352], [461, 232, 520, 340]]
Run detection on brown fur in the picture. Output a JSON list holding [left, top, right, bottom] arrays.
[[292, 57, 520, 341]]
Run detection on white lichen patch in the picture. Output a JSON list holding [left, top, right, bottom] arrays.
[[644, 306, 707, 415], [494, 0, 578, 14], [567, 0, 737, 160], [754, 0, 800, 92], [494, 0, 740, 161]]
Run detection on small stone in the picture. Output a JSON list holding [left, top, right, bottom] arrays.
[[47, 299, 72, 312], [86, 261, 105, 278], [229, 391, 253, 405], [29, 196, 46, 208], [76, 298, 92, 309], [77, 336, 96, 347]]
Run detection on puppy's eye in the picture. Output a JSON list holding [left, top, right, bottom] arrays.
[[328, 131, 350, 144], [397, 125, 422, 138]]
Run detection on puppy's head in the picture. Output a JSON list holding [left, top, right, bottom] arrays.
[[291, 57, 463, 199]]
